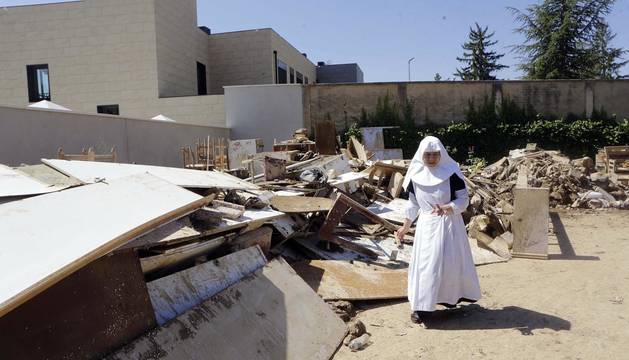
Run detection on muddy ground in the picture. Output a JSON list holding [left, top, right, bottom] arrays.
[[333, 209, 629, 359]]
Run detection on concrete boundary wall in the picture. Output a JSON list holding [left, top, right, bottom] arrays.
[[0, 106, 229, 167], [304, 80, 629, 130]]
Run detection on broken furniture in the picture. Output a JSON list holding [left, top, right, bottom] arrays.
[[367, 161, 408, 199], [181, 136, 227, 171], [319, 193, 399, 258], [57, 146, 117, 162], [597, 146, 629, 184]]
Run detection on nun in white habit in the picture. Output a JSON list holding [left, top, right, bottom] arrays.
[[395, 136, 481, 325]]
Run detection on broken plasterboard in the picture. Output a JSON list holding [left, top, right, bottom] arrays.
[[0, 173, 207, 317], [292, 260, 407, 301], [42, 158, 259, 190], [108, 257, 347, 360], [147, 246, 267, 325], [0, 164, 69, 198], [270, 195, 335, 213], [367, 198, 410, 225]]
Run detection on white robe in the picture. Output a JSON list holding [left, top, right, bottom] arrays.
[[405, 176, 481, 311]]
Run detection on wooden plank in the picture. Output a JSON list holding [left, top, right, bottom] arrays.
[[350, 136, 368, 162], [0, 173, 208, 317], [0, 164, 68, 198], [270, 195, 335, 213], [292, 260, 407, 301], [42, 158, 259, 190], [512, 187, 550, 259], [147, 246, 267, 325], [0, 249, 156, 360], [140, 236, 229, 275], [209, 199, 245, 219], [315, 120, 337, 155], [230, 226, 273, 255], [468, 238, 509, 266], [387, 171, 404, 198], [109, 258, 347, 360]]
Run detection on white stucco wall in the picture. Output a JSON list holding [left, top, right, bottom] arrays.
[[225, 84, 304, 151]]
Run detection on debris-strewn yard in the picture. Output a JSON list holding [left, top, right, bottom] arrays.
[[333, 209, 629, 360]]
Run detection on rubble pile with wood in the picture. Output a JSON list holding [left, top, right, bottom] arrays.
[[1, 135, 626, 359]]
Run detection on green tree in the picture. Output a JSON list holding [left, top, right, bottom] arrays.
[[589, 21, 628, 79], [434, 73, 442, 81], [455, 23, 508, 80], [510, 0, 616, 79]]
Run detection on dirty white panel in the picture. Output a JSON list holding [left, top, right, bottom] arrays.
[[0, 173, 205, 317], [109, 258, 347, 360], [42, 159, 259, 190], [147, 246, 267, 325], [0, 164, 68, 198]]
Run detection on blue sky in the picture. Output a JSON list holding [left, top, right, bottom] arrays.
[[4, 0, 629, 81]]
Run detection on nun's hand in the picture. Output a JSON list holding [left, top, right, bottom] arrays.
[[439, 204, 454, 215], [431, 204, 444, 216]]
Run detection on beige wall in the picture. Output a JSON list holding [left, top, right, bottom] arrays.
[[0, 105, 229, 167], [0, 0, 159, 114], [154, 0, 211, 97], [208, 29, 272, 95], [154, 95, 225, 127], [305, 80, 629, 131], [207, 29, 316, 94], [270, 30, 316, 86]]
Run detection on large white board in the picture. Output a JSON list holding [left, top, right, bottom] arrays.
[[0, 173, 206, 317], [0, 164, 68, 198], [42, 159, 259, 190]]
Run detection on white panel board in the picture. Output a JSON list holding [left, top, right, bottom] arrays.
[[0, 173, 206, 317], [147, 246, 267, 325], [41, 159, 259, 190], [0, 164, 68, 198]]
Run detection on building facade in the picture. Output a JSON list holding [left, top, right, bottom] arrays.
[[316, 63, 364, 84], [0, 0, 316, 127]]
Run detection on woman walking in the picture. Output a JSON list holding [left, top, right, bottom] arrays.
[[395, 136, 481, 325]]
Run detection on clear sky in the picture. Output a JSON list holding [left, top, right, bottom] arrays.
[[3, 0, 629, 82]]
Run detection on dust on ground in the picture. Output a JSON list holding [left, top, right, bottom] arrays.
[[333, 209, 629, 360]]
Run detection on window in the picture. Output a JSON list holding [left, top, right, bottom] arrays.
[[296, 71, 303, 84], [305, 76, 309, 84], [197, 62, 207, 95], [277, 60, 287, 84], [97, 104, 119, 115], [26, 64, 51, 102], [289, 67, 295, 83]]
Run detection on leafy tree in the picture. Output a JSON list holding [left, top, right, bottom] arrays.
[[589, 21, 628, 79], [434, 73, 442, 81], [510, 0, 620, 79], [455, 23, 508, 80]]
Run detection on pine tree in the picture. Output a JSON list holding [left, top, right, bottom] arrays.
[[455, 23, 508, 80], [589, 21, 628, 79], [510, 0, 620, 79], [434, 73, 442, 81]]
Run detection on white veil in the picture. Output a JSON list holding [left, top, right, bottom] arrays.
[[402, 136, 464, 188]]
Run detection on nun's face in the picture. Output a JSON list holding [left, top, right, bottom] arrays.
[[423, 151, 441, 167]]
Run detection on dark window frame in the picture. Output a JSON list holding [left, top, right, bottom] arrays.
[[26, 64, 51, 102], [296, 71, 304, 84], [289, 67, 295, 83], [196, 61, 207, 95], [277, 60, 288, 84], [97, 104, 120, 115]]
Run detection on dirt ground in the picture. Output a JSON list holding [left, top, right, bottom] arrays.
[[333, 209, 629, 360]]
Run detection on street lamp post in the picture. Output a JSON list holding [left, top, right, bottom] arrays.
[[408, 57, 415, 82]]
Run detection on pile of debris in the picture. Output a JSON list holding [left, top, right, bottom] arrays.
[[2, 137, 626, 359], [465, 145, 629, 211]]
